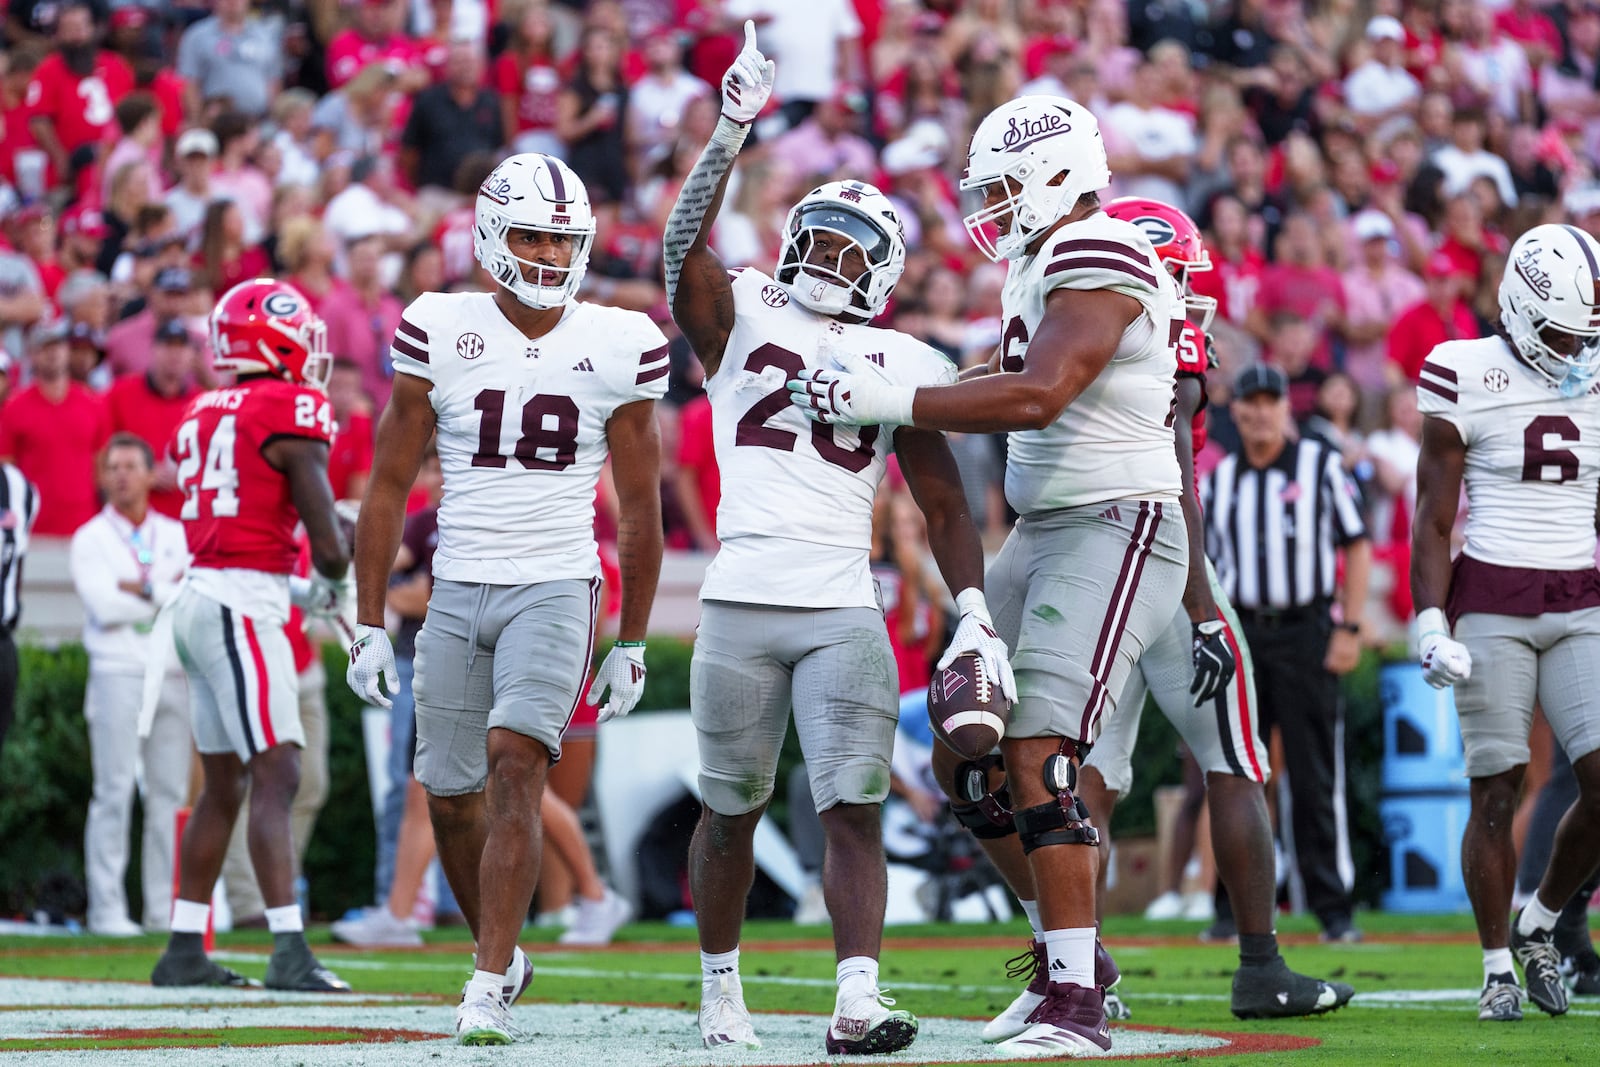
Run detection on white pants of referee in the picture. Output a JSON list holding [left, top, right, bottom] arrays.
[[83, 663, 190, 932]]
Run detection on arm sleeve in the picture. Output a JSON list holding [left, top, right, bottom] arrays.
[[1323, 447, 1369, 546], [390, 295, 435, 383]]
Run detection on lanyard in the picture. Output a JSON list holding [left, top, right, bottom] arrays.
[[113, 515, 155, 584]]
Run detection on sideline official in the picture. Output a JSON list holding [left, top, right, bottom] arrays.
[[1201, 365, 1371, 942]]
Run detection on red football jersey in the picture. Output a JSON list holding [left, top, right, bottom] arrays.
[[173, 378, 335, 575], [23, 51, 135, 156], [1175, 320, 1212, 458]]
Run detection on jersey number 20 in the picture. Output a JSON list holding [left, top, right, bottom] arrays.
[[175, 416, 241, 520], [738, 343, 879, 471]]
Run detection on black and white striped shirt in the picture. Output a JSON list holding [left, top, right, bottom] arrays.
[[1200, 437, 1368, 611], [0, 464, 41, 633]]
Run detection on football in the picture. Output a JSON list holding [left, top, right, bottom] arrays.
[[927, 652, 1010, 760]]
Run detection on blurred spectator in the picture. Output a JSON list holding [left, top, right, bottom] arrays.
[[557, 26, 630, 209], [193, 199, 270, 296], [0, 452, 40, 761], [768, 86, 874, 190], [310, 62, 401, 158], [280, 215, 347, 312], [0, 223, 48, 357], [729, 0, 863, 128], [1340, 210, 1425, 394], [1265, 312, 1327, 422], [70, 433, 189, 936], [397, 240, 445, 304], [495, 0, 566, 157], [1241, 43, 1321, 148], [324, 155, 416, 260], [674, 391, 717, 553], [320, 234, 404, 410], [400, 41, 502, 196], [5, 203, 62, 306], [67, 319, 109, 390], [7, 0, 108, 45], [1432, 106, 1518, 207], [625, 27, 710, 184], [1105, 58, 1197, 207], [58, 203, 107, 274], [105, 266, 199, 377], [1300, 372, 1370, 483], [1, 45, 54, 200], [1452, 3, 1534, 123], [1365, 384, 1424, 622], [99, 92, 164, 206], [176, 0, 282, 119], [164, 126, 220, 242], [327, 0, 427, 93], [1249, 212, 1347, 371], [326, 359, 375, 501], [105, 318, 201, 518], [1345, 16, 1421, 130], [57, 268, 112, 339], [0, 318, 110, 537], [1433, 192, 1505, 296], [209, 111, 273, 244], [268, 90, 322, 190], [24, 2, 134, 188], [1386, 253, 1481, 381], [95, 157, 155, 276]]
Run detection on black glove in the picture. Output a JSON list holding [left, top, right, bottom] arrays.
[[1190, 618, 1237, 705]]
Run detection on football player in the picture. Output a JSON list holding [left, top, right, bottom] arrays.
[[1066, 197, 1353, 1023], [347, 153, 665, 1045], [663, 24, 1013, 1056], [789, 95, 1192, 1057], [1412, 223, 1600, 1022], [149, 280, 351, 994]]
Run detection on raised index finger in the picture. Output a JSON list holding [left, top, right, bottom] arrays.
[[743, 19, 758, 53]]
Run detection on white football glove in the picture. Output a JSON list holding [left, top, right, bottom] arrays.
[[290, 571, 344, 618], [588, 643, 647, 724], [787, 352, 917, 427], [721, 21, 775, 125], [1416, 608, 1471, 689], [347, 623, 399, 709], [936, 589, 1018, 705]]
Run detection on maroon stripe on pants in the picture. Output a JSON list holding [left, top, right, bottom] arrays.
[[1077, 502, 1161, 742], [559, 576, 604, 745]]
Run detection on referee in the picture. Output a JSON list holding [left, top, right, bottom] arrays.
[[1200, 364, 1371, 942], [0, 459, 40, 760]]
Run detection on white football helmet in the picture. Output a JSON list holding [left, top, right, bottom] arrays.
[[474, 153, 596, 309], [777, 181, 907, 322], [960, 95, 1111, 262], [1499, 223, 1600, 395]]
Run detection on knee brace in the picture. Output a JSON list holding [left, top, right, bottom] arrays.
[[1014, 747, 1099, 853], [950, 754, 1015, 838]]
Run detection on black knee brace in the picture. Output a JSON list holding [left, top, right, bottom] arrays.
[[1015, 747, 1099, 853], [951, 754, 1015, 838]]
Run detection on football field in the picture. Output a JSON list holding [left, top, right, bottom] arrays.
[[0, 914, 1594, 1064]]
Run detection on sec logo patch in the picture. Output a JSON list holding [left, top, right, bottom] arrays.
[[1484, 368, 1508, 392], [457, 333, 485, 360], [760, 284, 789, 308]]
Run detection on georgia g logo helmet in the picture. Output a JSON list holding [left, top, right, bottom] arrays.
[[210, 279, 331, 390], [474, 154, 597, 309]]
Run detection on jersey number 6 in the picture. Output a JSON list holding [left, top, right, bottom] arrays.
[[737, 343, 879, 472], [1522, 415, 1581, 484]]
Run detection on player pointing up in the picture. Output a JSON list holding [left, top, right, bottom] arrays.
[[348, 152, 665, 1045], [663, 24, 1012, 1056]]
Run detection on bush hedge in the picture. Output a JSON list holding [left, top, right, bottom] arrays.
[[0, 637, 1387, 920]]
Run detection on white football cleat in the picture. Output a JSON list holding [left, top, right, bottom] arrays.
[[502, 946, 533, 1007], [700, 974, 762, 1050], [826, 987, 918, 1055], [457, 985, 517, 1046], [1142, 891, 1185, 921], [558, 888, 633, 946], [331, 907, 422, 947]]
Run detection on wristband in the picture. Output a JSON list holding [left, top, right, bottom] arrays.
[[1415, 607, 1449, 638], [613, 640, 647, 648], [710, 114, 750, 151], [954, 587, 989, 619]]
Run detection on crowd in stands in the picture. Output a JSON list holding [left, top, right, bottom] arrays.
[[5, 0, 1600, 626]]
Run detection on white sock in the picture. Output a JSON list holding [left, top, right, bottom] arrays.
[[170, 899, 210, 934], [702, 947, 740, 984], [1517, 896, 1561, 936], [1043, 927, 1097, 988], [1020, 899, 1044, 940], [1484, 947, 1515, 983], [265, 905, 303, 934], [836, 955, 879, 998], [467, 969, 504, 1000]]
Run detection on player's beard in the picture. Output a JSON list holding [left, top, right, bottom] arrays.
[[62, 44, 97, 77]]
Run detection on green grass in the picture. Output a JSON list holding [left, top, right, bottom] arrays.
[[2, 914, 1597, 1064]]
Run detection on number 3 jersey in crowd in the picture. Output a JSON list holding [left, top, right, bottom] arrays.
[[173, 378, 335, 622], [389, 292, 669, 584], [699, 268, 957, 610]]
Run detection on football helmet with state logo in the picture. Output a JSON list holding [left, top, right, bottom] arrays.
[[474, 153, 596, 309], [1105, 196, 1217, 330], [209, 279, 331, 390], [960, 95, 1111, 262], [1498, 223, 1600, 395], [777, 180, 907, 322]]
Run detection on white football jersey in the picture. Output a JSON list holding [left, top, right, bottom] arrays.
[[699, 268, 957, 609], [391, 292, 669, 584], [1417, 336, 1600, 570], [998, 212, 1184, 513]]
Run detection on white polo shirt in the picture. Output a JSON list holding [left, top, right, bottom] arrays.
[[69, 505, 189, 674]]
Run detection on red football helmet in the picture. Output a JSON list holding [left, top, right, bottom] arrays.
[[1104, 197, 1216, 330], [209, 279, 331, 390]]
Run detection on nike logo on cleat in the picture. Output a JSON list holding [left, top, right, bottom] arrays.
[[1277, 992, 1289, 1005]]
